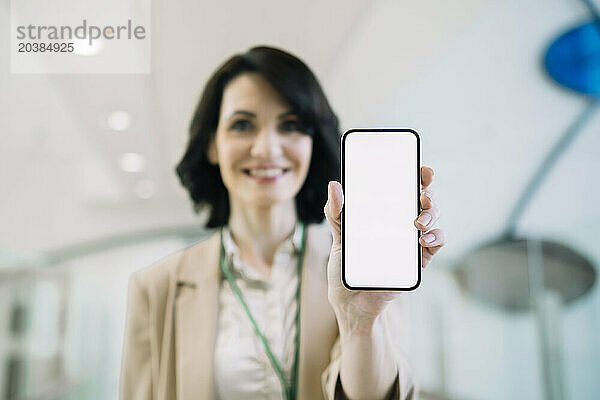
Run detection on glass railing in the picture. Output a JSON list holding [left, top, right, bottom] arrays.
[[0, 224, 597, 400]]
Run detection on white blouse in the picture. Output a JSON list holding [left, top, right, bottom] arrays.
[[214, 223, 303, 400]]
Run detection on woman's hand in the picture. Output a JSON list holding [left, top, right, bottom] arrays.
[[323, 166, 445, 327]]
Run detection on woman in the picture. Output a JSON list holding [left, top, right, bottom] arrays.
[[120, 46, 445, 400]]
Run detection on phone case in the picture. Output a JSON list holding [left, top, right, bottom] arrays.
[[341, 128, 421, 291]]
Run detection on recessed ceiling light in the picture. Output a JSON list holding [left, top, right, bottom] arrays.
[[72, 38, 105, 56], [134, 179, 156, 199], [107, 111, 132, 132], [119, 153, 145, 173]]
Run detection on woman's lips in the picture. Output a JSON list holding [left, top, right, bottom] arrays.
[[242, 167, 290, 182]]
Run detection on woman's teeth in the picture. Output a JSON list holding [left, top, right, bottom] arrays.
[[248, 168, 286, 177]]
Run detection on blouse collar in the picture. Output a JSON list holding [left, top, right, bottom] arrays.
[[220, 221, 303, 282]]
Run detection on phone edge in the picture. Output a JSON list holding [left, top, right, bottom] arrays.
[[340, 128, 422, 291]]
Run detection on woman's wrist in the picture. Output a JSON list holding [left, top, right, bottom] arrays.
[[336, 311, 399, 400], [331, 300, 381, 338]]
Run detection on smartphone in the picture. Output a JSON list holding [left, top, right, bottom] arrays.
[[341, 128, 421, 291]]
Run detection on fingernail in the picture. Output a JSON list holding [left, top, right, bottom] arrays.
[[330, 182, 341, 197], [422, 233, 435, 243], [417, 213, 432, 226]]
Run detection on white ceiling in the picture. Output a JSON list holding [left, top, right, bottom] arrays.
[[1, 0, 599, 269]]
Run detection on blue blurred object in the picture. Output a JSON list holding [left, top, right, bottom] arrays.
[[545, 20, 600, 97]]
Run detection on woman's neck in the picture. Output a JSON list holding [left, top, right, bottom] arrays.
[[228, 198, 298, 269]]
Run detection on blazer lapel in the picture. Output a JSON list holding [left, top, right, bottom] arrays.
[[297, 224, 339, 400], [171, 223, 338, 400], [175, 230, 221, 400]]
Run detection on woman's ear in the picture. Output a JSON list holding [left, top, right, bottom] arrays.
[[207, 136, 218, 165]]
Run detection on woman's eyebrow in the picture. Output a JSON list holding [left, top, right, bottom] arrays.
[[228, 110, 256, 120], [277, 111, 296, 119]]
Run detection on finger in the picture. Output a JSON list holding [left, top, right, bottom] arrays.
[[420, 230, 445, 268], [324, 181, 344, 237], [419, 189, 437, 210], [422, 249, 433, 268], [422, 244, 443, 268], [419, 228, 445, 249], [414, 204, 440, 231], [421, 166, 434, 189]]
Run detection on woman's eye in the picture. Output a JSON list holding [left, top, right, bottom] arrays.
[[280, 120, 301, 132], [230, 119, 252, 131]]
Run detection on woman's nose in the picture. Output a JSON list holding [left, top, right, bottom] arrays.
[[250, 128, 282, 159]]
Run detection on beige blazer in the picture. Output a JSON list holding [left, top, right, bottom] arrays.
[[119, 223, 416, 400]]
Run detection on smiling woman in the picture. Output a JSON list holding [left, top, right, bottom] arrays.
[[175, 46, 340, 228], [205, 72, 315, 213], [119, 46, 437, 400]]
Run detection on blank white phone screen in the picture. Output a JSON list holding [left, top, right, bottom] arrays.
[[342, 130, 420, 290]]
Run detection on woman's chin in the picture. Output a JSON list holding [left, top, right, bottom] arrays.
[[243, 193, 294, 208]]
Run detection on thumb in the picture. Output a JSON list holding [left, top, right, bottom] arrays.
[[324, 181, 344, 242]]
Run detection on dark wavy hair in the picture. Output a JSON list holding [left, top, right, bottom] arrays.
[[175, 46, 341, 228]]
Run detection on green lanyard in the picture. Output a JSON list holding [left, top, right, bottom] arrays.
[[219, 222, 306, 400]]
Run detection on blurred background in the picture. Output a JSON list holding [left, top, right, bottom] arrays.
[[1, 0, 599, 399]]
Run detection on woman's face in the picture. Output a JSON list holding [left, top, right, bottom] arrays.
[[208, 72, 313, 208]]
